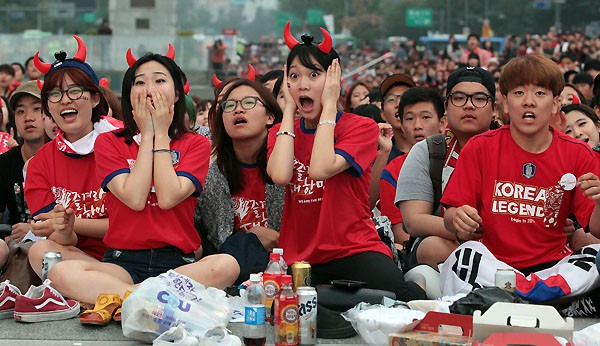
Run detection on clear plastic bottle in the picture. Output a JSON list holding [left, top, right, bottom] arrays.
[[244, 274, 266, 346], [263, 252, 284, 323], [274, 274, 299, 346], [273, 248, 288, 273]]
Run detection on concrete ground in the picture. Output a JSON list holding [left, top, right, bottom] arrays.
[[0, 315, 597, 345]]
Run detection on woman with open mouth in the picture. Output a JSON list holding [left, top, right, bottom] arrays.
[[196, 78, 284, 284], [47, 46, 240, 322], [26, 35, 122, 281], [267, 22, 426, 302]]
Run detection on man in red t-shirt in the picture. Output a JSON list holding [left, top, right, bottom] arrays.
[[379, 86, 446, 250], [442, 55, 600, 317]]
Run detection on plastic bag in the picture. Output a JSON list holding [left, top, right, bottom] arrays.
[[122, 270, 233, 343], [342, 302, 425, 346], [449, 287, 527, 315]]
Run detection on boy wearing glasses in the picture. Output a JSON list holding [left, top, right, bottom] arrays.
[[441, 55, 600, 317], [395, 66, 495, 272]]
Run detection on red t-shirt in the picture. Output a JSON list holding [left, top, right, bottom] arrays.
[[380, 153, 408, 225], [232, 164, 268, 232], [25, 140, 107, 260], [441, 126, 598, 269], [0, 132, 11, 155], [95, 132, 210, 253], [268, 111, 391, 265]]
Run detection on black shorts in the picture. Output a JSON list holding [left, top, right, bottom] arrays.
[[103, 246, 195, 284]]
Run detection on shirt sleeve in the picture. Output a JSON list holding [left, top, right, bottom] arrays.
[[175, 134, 211, 196], [334, 115, 378, 177], [94, 133, 131, 192], [571, 149, 600, 230], [24, 148, 55, 216], [380, 167, 403, 225], [395, 141, 434, 205], [440, 139, 482, 210]]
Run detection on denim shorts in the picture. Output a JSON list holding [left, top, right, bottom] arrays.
[[103, 246, 196, 284]]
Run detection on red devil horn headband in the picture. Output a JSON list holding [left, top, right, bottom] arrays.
[[283, 21, 332, 53], [126, 43, 176, 67], [33, 35, 87, 75], [36, 79, 44, 91], [211, 64, 256, 88], [212, 74, 222, 88]]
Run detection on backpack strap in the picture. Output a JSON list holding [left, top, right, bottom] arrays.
[[426, 133, 447, 214]]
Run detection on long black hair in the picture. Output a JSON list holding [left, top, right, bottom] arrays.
[[118, 54, 188, 143], [211, 79, 283, 193]]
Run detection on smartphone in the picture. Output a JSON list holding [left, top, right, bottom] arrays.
[[331, 279, 367, 289]]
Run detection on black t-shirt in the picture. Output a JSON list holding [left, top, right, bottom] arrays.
[[0, 146, 28, 225]]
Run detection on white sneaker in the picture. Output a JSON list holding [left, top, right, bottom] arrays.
[[153, 325, 199, 346], [199, 327, 241, 346]]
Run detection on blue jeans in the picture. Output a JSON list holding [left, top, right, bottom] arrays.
[[103, 246, 195, 284]]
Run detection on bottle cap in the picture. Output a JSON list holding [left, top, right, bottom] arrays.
[[270, 252, 281, 261], [273, 248, 284, 255], [281, 274, 292, 285], [249, 273, 261, 282]]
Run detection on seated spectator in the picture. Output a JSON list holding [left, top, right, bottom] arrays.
[[196, 78, 284, 284], [397, 67, 496, 270], [48, 48, 239, 312], [441, 55, 600, 317]]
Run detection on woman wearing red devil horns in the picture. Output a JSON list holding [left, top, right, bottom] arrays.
[[48, 48, 239, 318], [267, 22, 426, 301], [25, 36, 122, 283]]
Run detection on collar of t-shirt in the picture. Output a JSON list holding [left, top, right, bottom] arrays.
[[55, 117, 121, 155]]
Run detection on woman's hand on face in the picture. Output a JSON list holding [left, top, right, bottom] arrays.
[[132, 89, 154, 136], [147, 87, 174, 136], [282, 64, 297, 115], [321, 58, 341, 110]]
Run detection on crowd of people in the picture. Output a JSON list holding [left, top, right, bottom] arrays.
[[1, 21, 600, 335]]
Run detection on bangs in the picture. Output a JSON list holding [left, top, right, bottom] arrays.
[[286, 44, 340, 73], [499, 55, 564, 96]]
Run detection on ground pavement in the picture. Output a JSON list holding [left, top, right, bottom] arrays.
[[0, 315, 597, 345]]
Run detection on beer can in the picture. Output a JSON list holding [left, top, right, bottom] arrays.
[[297, 286, 317, 345], [42, 252, 62, 281], [291, 261, 311, 292], [495, 268, 516, 292]]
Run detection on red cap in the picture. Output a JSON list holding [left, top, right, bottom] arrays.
[[270, 252, 281, 261], [282, 275, 292, 285]]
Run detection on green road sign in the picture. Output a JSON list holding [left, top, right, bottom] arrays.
[[406, 8, 432, 28]]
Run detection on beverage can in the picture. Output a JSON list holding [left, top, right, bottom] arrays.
[[495, 268, 516, 292], [42, 251, 62, 281], [291, 261, 311, 292], [297, 287, 317, 345]]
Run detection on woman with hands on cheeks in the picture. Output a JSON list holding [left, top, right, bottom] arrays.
[[47, 50, 239, 322], [267, 22, 425, 301]]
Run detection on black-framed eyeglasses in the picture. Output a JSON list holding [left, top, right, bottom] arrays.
[[447, 92, 491, 108], [383, 94, 403, 104], [220, 96, 264, 113], [47, 86, 87, 103]]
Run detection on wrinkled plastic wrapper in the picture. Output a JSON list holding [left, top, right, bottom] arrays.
[[450, 287, 527, 315], [122, 270, 232, 343], [342, 301, 425, 346], [572, 322, 600, 346]]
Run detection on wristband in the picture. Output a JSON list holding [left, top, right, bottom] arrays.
[[153, 148, 172, 153], [276, 131, 296, 138], [317, 120, 336, 127]]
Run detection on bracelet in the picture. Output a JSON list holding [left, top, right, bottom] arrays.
[[276, 131, 296, 138], [317, 120, 336, 127], [152, 148, 172, 153]]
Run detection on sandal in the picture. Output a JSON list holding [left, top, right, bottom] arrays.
[[79, 293, 122, 325], [112, 290, 132, 322]]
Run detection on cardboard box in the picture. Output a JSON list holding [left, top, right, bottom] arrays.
[[473, 332, 573, 346], [389, 311, 473, 346], [472, 302, 574, 342]]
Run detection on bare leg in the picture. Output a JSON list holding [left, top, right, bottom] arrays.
[[175, 254, 240, 290], [416, 236, 459, 270], [28, 239, 99, 278], [569, 228, 600, 252], [0, 239, 8, 268], [48, 260, 135, 305]]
